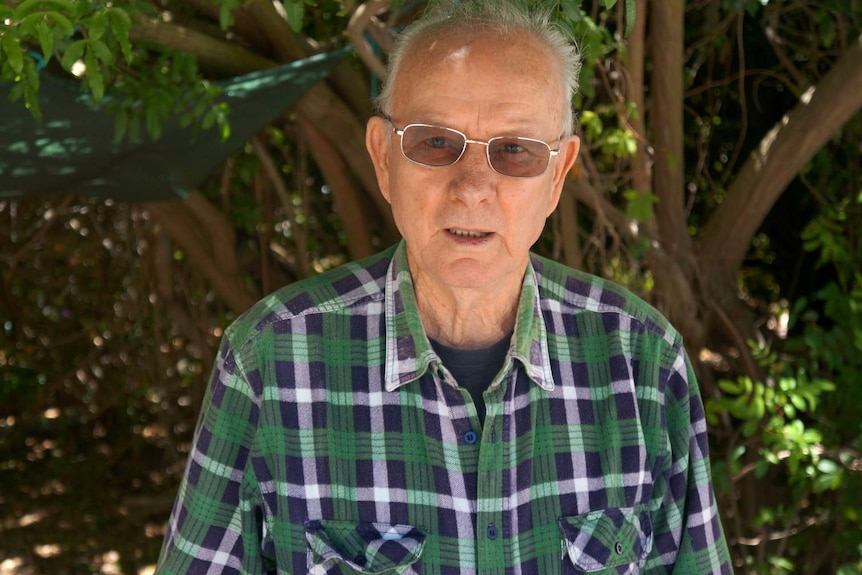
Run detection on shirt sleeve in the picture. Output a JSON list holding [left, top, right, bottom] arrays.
[[648, 350, 734, 574], [155, 335, 272, 575]]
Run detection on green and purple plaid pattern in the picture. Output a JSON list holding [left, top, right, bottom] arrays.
[[156, 241, 732, 574]]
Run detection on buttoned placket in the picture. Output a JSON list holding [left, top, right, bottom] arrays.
[[475, 374, 508, 575], [435, 360, 512, 574]]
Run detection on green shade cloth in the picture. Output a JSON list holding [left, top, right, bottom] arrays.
[[0, 48, 348, 201]]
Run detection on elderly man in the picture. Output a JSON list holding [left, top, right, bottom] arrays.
[[156, 1, 733, 574]]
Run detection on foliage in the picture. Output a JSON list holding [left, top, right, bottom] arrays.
[[705, 112, 862, 572], [0, 0, 632, 141], [0, 0, 228, 141]]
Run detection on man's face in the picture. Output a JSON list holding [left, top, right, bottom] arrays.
[[367, 30, 580, 294]]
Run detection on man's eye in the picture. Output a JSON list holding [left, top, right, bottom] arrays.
[[499, 142, 526, 154], [425, 136, 452, 149]]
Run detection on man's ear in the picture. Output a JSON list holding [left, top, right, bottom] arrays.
[[546, 134, 580, 217], [366, 116, 392, 204]]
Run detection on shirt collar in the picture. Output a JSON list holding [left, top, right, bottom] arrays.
[[383, 241, 555, 392]]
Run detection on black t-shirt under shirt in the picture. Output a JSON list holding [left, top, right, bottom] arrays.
[[429, 333, 511, 428]]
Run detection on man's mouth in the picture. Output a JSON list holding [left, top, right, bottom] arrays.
[[449, 228, 491, 238]]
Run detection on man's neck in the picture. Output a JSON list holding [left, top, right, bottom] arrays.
[[413, 277, 521, 350]]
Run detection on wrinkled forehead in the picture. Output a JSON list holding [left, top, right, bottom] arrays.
[[389, 27, 564, 117]]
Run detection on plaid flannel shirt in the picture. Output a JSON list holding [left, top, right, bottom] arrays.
[[156, 241, 732, 575]]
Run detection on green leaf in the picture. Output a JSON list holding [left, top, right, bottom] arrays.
[[73, 0, 95, 19], [87, 9, 107, 41], [178, 111, 194, 129], [2, 33, 25, 74], [128, 113, 141, 143], [114, 107, 129, 143], [19, 12, 44, 37], [790, 394, 807, 412], [283, 0, 304, 33], [89, 38, 113, 65], [718, 379, 742, 394], [45, 0, 77, 13], [107, 8, 133, 62], [46, 11, 75, 36], [22, 57, 41, 121], [145, 104, 162, 140], [602, 0, 617, 8], [37, 20, 55, 63], [60, 39, 86, 71], [579, 110, 603, 141], [201, 107, 216, 130], [623, 189, 658, 223], [814, 379, 836, 393], [12, 0, 56, 17], [812, 470, 842, 493], [817, 458, 839, 474], [817, 13, 836, 49], [219, 3, 235, 30], [753, 397, 765, 420], [623, 0, 636, 36], [7, 80, 25, 102], [768, 556, 795, 571], [84, 48, 104, 101]]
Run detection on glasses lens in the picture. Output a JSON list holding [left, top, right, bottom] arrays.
[[400, 125, 466, 167], [487, 137, 551, 178]]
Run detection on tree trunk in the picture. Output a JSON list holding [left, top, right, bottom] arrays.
[[649, 0, 690, 259], [624, 0, 654, 238], [647, 0, 703, 351]]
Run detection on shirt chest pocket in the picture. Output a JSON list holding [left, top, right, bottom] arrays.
[[558, 507, 652, 574], [305, 520, 426, 575]]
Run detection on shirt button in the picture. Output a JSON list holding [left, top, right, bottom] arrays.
[[486, 524, 498, 539], [463, 430, 478, 444], [615, 541, 624, 555], [354, 553, 367, 566]]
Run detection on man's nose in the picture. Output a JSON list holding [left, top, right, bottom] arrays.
[[448, 143, 497, 203]]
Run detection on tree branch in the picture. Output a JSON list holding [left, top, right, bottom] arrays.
[[242, 0, 309, 62], [130, 16, 276, 75], [699, 33, 862, 281], [299, 118, 376, 260], [144, 194, 258, 315], [347, 0, 391, 82], [242, 0, 399, 243]]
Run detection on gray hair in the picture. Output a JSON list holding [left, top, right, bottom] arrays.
[[374, 0, 582, 136]]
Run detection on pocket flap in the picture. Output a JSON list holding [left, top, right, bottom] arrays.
[[305, 520, 425, 574], [558, 507, 652, 572]]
